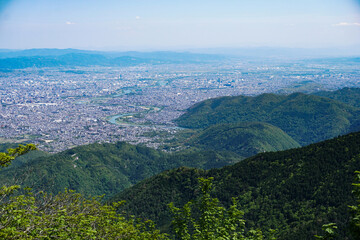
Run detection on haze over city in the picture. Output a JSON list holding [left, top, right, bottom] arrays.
[[0, 0, 360, 151], [1, 0, 360, 239]]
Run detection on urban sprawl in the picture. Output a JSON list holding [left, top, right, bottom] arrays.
[[1, 61, 359, 152]]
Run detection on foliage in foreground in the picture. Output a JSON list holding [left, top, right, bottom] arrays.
[[0, 144, 167, 239], [0, 177, 271, 240], [0, 187, 167, 239], [169, 177, 273, 240], [0, 145, 261, 239], [349, 170, 360, 239], [314, 223, 338, 240], [114, 131, 360, 239], [314, 170, 360, 240], [0, 144, 36, 168]]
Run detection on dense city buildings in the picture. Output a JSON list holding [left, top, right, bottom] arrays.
[[1, 60, 359, 152]]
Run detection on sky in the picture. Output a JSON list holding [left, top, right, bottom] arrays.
[[0, 0, 359, 50]]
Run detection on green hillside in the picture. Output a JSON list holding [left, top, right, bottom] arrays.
[[176, 92, 360, 145], [314, 87, 360, 133], [0, 141, 242, 198], [187, 122, 300, 157], [314, 87, 360, 108], [111, 131, 360, 239]]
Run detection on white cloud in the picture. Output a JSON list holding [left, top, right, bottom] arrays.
[[66, 21, 75, 25], [135, 16, 140, 20], [333, 22, 360, 27]]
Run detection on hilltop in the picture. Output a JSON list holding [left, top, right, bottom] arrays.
[[314, 87, 360, 108], [176, 92, 360, 145], [186, 122, 300, 157]]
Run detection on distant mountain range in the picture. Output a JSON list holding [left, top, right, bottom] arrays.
[[0, 48, 359, 69], [0, 49, 226, 69]]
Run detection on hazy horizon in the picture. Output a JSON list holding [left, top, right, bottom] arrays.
[[0, 0, 359, 51]]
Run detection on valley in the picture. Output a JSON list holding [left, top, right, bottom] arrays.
[[1, 50, 360, 239], [1, 0, 360, 238], [1, 52, 359, 152]]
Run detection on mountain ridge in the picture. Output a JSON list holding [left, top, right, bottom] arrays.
[[111, 131, 360, 239], [176, 92, 360, 146], [187, 121, 300, 156], [314, 87, 360, 108], [0, 141, 242, 198]]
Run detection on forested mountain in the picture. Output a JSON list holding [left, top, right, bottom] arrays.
[[0, 122, 305, 198], [0, 141, 242, 198], [314, 87, 360, 108], [111, 131, 360, 239], [0, 121, 305, 198], [2, 88, 360, 238], [186, 122, 300, 157], [176, 92, 360, 146], [0, 49, 225, 69]]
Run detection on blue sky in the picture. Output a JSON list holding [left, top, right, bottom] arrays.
[[0, 0, 359, 50]]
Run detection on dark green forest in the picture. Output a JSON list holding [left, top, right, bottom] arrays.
[[176, 92, 360, 145], [186, 122, 300, 157], [314, 87, 360, 108], [0, 141, 243, 198], [112, 131, 360, 239], [1, 88, 360, 239]]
